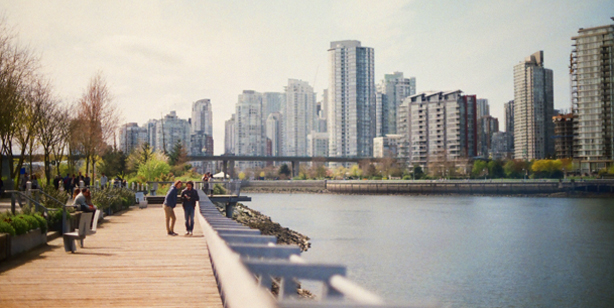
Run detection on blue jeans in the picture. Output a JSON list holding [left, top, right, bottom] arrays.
[[183, 205, 195, 232]]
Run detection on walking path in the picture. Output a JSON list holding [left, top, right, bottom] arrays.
[[0, 205, 223, 307]]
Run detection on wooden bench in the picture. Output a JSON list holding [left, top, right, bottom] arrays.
[[62, 212, 93, 253], [75, 210, 100, 248]]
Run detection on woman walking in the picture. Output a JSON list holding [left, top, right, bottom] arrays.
[[163, 180, 182, 236], [181, 181, 199, 236]]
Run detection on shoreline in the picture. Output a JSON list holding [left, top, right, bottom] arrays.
[[241, 187, 614, 198]]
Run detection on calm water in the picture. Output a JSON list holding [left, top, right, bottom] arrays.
[[247, 193, 614, 307]]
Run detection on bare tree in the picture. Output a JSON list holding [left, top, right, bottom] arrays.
[[51, 105, 71, 176], [36, 84, 67, 184], [76, 71, 119, 178], [0, 17, 39, 185]]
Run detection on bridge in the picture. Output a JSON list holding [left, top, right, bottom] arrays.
[[186, 155, 403, 178]]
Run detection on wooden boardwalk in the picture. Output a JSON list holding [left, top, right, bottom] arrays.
[[0, 205, 223, 307]]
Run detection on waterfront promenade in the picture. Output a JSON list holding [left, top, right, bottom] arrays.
[[0, 205, 223, 307]]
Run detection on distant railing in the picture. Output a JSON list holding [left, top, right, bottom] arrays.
[[196, 190, 428, 308]]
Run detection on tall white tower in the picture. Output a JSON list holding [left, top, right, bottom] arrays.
[[327, 40, 376, 157]]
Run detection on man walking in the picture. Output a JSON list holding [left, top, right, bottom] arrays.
[[181, 181, 199, 236], [100, 173, 108, 189], [163, 180, 181, 236]]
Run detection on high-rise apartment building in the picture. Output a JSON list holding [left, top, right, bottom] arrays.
[[571, 21, 614, 172], [491, 132, 512, 160], [476, 99, 490, 119], [504, 100, 515, 157], [375, 72, 416, 137], [409, 91, 477, 168], [119, 123, 148, 154], [283, 79, 316, 156], [235, 90, 266, 158], [262, 92, 285, 120], [190, 99, 214, 156], [153, 111, 191, 154], [513, 51, 554, 160], [147, 119, 158, 150], [224, 114, 235, 155], [266, 112, 283, 156], [328, 40, 376, 158], [191, 99, 213, 136], [553, 114, 574, 159]]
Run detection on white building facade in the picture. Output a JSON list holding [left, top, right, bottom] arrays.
[[119, 122, 148, 154], [513, 51, 554, 160], [283, 79, 316, 156], [327, 40, 376, 158]]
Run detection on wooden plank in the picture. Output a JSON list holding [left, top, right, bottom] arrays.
[[0, 205, 223, 308]]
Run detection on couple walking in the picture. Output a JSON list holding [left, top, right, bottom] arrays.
[[163, 180, 199, 236]]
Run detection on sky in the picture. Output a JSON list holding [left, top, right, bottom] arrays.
[[1, 0, 612, 155]]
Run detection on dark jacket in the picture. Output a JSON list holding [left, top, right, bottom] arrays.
[[164, 186, 179, 208], [180, 188, 199, 208]]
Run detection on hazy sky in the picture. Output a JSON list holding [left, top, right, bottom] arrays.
[[1, 1, 612, 154]]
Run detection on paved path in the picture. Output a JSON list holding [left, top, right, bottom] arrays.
[[0, 205, 223, 307]]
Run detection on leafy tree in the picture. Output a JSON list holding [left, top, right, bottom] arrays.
[[349, 164, 363, 178], [278, 164, 291, 178], [503, 159, 528, 178], [487, 160, 504, 178], [532, 159, 563, 178], [471, 160, 488, 178], [126, 142, 153, 174], [412, 165, 424, 179], [97, 146, 127, 178], [168, 139, 187, 166], [137, 153, 171, 182]]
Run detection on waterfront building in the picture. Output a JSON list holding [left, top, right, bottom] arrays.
[[190, 99, 214, 156], [375, 72, 416, 137], [153, 111, 191, 154], [397, 100, 411, 162], [283, 79, 316, 156], [373, 134, 404, 158], [235, 90, 265, 168], [477, 116, 500, 158], [504, 100, 515, 157], [408, 90, 477, 168], [119, 122, 148, 154], [328, 40, 376, 158], [553, 113, 574, 159], [513, 51, 554, 160], [491, 132, 512, 160], [224, 114, 235, 155], [307, 131, 329, 157], [266, 112, 283, 156], [571, 22, 614, 172]]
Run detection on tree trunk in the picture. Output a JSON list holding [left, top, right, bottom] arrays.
[[44, 150, 51, 185]]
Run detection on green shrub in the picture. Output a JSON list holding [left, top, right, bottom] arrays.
[[48, 209, 66, 231], [18, 215, 40, 231], [0, 220, 16, 236], [9, 217, 29, 235], [212, 184, 227, 195], [41, 185, 69, 209], [33, 214, 48, 233]]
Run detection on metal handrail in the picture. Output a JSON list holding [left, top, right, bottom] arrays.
[[5, 190, 50, 216], [197, 189, 425, 307]]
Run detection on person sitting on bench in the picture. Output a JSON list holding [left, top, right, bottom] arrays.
[[74, 188, 96, 213]]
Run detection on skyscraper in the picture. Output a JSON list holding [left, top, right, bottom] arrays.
[[190, 99, 213, 156], [234, 90, 265, 158], [376, 72, 416, 137], [266, 112, 283, 156], [119, 123, 148, 154], [504, 100, 515, 157], [328, 40, 376, 157], [262, 92, 285, 120], [571, 21, 614, 172], [513, 51, 554, 160], [154, 111, 191, 154], [476, 99, 490, 118], [224, 114, 235, 155], [283, 79, 316, 156]]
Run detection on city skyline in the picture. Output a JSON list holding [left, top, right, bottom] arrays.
[[1, 1, 612, 155]]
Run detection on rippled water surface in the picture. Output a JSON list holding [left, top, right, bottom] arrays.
[[247, 193, 614, 307]]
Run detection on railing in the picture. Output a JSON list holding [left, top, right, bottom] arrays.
[[197, 189, 429, 308], [146, 180, 242, 196]]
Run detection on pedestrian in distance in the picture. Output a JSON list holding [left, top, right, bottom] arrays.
[[84, 173, 91, 187], [163, 180, 182, 236], [30, 175, 39, 190], [53, 174, 61, 190], [100, 173, 108, 189], [20, 172, 29, 191], [181, 181, 199, 236]]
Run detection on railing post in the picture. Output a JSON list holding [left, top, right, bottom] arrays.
[[26, 181, 32, 208]]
